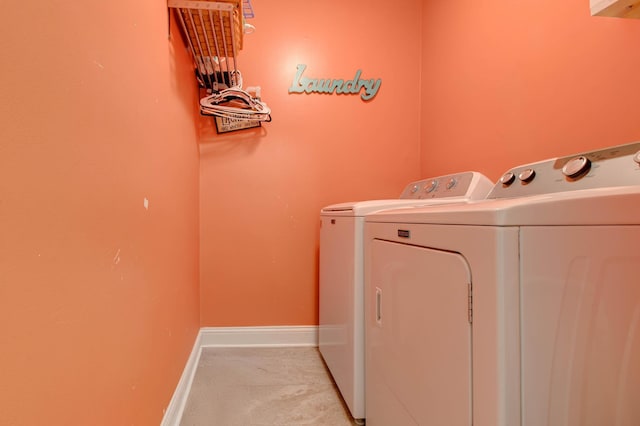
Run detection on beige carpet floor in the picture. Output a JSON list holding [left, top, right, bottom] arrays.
[[179, 346, 361, 426]]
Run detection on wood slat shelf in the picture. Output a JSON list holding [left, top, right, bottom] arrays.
[[169, 0, 244, 58], [591, 0, 640, 18]]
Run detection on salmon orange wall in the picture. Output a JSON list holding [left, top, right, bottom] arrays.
[[0, 2, 200, 425], [199, 0, 423, 326], [420, 0, 640, 180]]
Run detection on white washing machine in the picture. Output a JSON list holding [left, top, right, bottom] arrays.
[[319, 172, 493, 421], [364, 142, 640, 426]]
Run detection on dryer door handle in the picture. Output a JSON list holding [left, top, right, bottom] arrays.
[[375, 287, 383, 326]]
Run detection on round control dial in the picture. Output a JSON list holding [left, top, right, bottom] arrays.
[[500, 172, 515, 186], [424, 180, 438, 193], [518, 168, 536, 183], [634, 151, 640, 165], [562, 156, 591, 178], [446, 178, 457, 190], [410, 184, 419, 193]]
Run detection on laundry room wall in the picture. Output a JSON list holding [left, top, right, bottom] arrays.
[[0, 2, 200, 425], [419, 0, 640, 181], [199, 0, 423, 326]]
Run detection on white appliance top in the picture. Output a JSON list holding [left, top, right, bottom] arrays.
[[366, 141, 640, 226], [321, 171, 493, 216]]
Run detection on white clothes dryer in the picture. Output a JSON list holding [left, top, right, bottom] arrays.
[[319, 172, 493, 421], [365, 142, 640, 426]]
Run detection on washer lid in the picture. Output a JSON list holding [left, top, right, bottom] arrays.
[[321, 171, 494, 216], [365, 186, 640, 226], [321, 198, 477, 217]]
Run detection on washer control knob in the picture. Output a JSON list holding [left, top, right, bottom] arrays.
[[446, 178, 457, 190], [410, 184, 419, 194], [562, 156, 591, 178], [424, 180, 438, 193], [634, 151, 640, 165], [500, 172, 516, 186], [518, 168, 536, 183]]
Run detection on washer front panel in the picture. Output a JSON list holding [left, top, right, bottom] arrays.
[[520, 225, 640, 426]]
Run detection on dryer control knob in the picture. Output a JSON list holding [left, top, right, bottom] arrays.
[[410, 184, 419, 193], [518, 168, 536, 183], [562, 156, 591, 178], [634, 151, 640, 165], [424, 180, 438, 193], [500, 171, 516, 186], [446, 178, 457, 190]]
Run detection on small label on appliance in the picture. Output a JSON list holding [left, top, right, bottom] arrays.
[[397, 229, 410, 238]]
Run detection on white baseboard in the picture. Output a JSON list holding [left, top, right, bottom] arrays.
[[160, 325, 318, 426], [161, 332, 202, 426], [200, 325, 318, 348]]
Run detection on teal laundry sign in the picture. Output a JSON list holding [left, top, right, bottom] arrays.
[[288, 64, 382, 101]]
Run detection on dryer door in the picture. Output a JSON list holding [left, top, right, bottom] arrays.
[[366, 239, 473, 426]]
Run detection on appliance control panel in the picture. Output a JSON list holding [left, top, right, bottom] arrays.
[[487, 141, 640, 199], [399, 171, 489, 200]]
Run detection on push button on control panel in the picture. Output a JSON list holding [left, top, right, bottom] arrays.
[[562, 156, 591, 178], [446, 178, 457, 190], [500, 171, 516, 186], [424, 180, 438, 193], [518, 168, 536, 183]]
